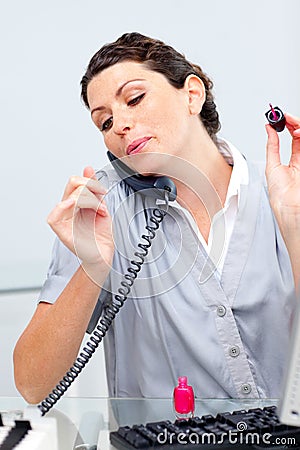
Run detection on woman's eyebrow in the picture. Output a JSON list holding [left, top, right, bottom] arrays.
[[115, 78, 145, 97], [90, 78, 145, 116]]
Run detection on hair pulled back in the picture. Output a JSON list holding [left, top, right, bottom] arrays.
[[81, 32, 221, 140]]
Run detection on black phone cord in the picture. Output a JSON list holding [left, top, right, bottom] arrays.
[[38, 205, 168, 415]]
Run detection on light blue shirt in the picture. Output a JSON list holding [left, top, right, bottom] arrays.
[[38, 147, 295, 399]]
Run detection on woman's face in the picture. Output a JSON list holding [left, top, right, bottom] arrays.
[[87, 61, 196, 175]]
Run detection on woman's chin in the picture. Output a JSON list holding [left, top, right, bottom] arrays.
[[125, 152, 173, 177]]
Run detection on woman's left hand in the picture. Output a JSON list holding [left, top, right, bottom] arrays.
[[266, 112, 300, 226], [266, 112, 300, 289]]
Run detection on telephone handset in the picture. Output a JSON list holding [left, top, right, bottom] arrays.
[[38, 151, 176, 415], [107, 151, 177, 201]]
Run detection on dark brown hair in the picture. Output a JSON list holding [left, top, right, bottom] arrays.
[[81, 32, 221, 140]]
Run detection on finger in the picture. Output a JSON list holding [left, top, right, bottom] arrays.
[[48, 187, 109, 232], [47, 197, 76, 228], [284, 113, 300, 159], [82, 166, 106, 202], [62, 175, 107, 201], [285, 113, 300, 138], [284, 113, 300, 129], [83, 165, 97, 180], [265, 123, 280, 172], [70, 185, 109, 217]]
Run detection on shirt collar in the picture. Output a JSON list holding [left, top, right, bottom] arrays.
[[156, 137, 249, 207], [216, 137, 249, 208]]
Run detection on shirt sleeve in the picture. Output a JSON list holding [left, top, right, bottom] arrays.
[[37, 237, 112, 334], [37, 237, 80, 304]]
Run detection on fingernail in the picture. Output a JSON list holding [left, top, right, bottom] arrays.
[[98, 204, 108, 215]]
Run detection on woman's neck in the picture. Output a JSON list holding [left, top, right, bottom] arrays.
[[174, 132, 232, 209], [170, 131, 233, 242]]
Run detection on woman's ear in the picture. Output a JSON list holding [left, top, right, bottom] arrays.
[[184, 74, 206, 115]]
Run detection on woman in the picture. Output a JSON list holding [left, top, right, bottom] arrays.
[[13, 32, 300, 404]]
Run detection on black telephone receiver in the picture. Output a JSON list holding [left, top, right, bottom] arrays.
[[107, 151, 177, 201], [38, 151, 176, 416]]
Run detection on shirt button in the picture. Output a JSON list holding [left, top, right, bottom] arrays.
[[241, 383, 252, 394], [229, 345, 240, 357], [217, 305, 226, 317]]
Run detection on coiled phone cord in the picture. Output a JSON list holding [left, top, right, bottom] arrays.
[[38, 201, 169, 415]]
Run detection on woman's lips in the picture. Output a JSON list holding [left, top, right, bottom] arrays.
[[126, 137, 151, 155]]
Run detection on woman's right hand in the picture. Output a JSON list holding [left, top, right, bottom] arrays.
[[47, 166, 114, 280]]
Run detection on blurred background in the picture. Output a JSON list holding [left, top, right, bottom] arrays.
[[0, 0, 299, 397]]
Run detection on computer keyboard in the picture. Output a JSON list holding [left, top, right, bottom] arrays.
[[0, 412, 57, 450], [110, 405, 300, 449]]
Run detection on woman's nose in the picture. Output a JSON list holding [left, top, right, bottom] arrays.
[[113, 111, 132, 135]]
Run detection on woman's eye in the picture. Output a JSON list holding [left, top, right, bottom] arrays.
[[101, 117, 113, 132], [127, 93, 145, 106]]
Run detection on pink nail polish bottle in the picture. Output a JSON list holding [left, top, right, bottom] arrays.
[[173, 376, 195, 420]]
